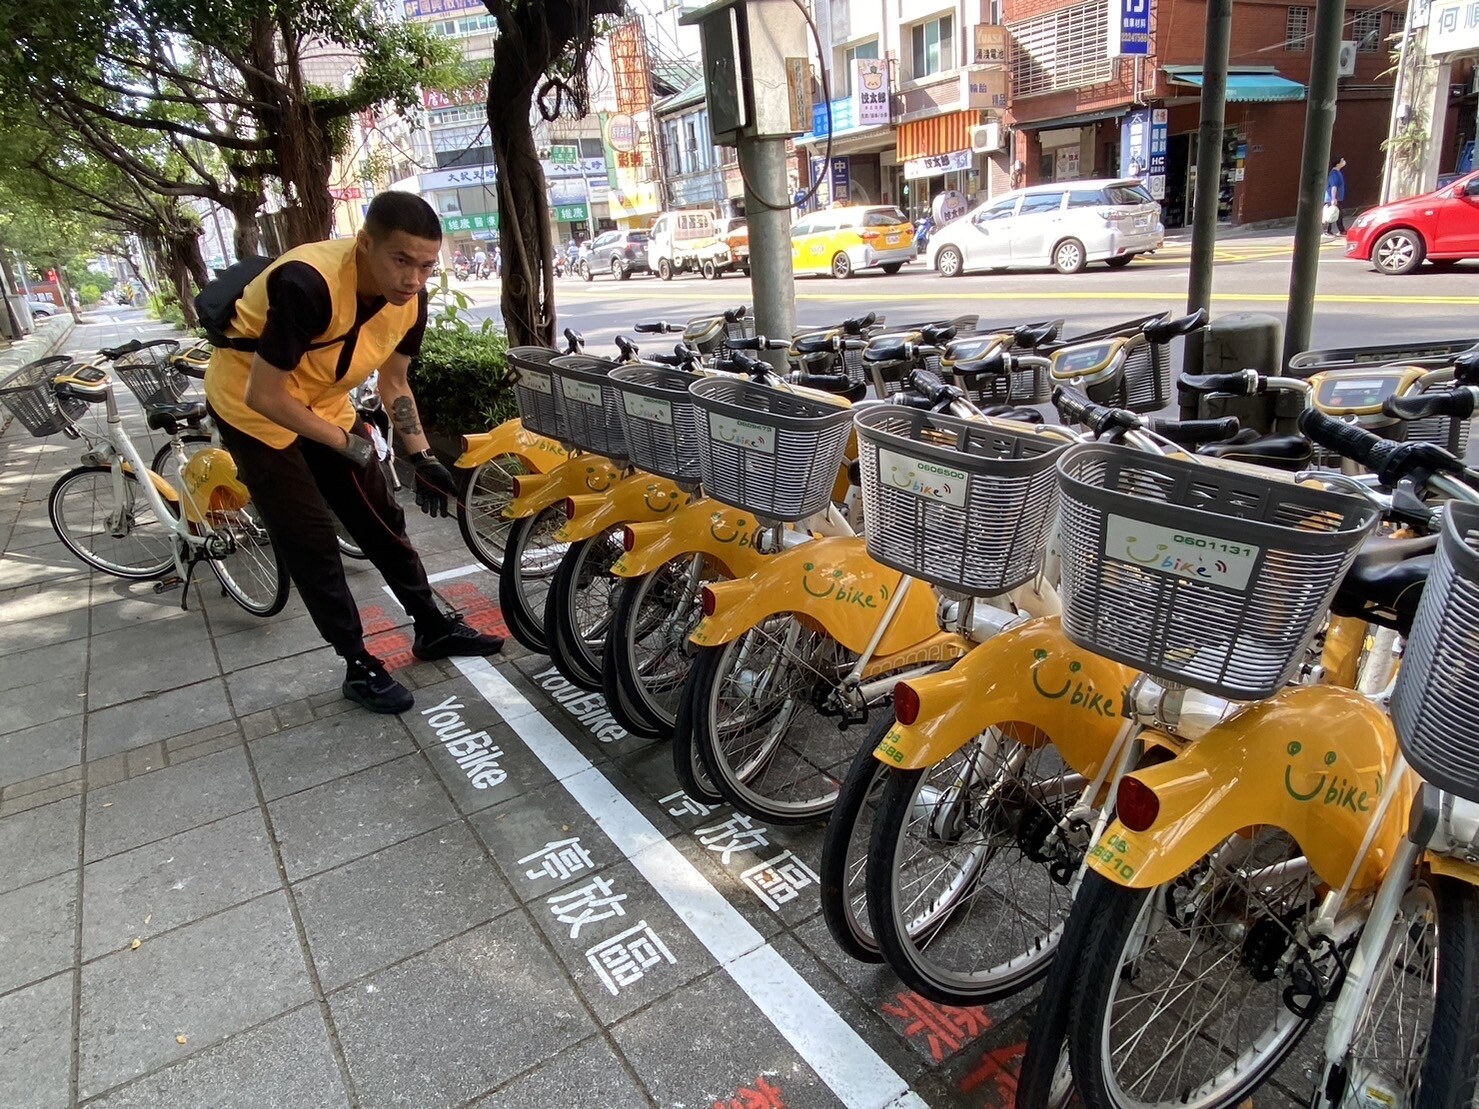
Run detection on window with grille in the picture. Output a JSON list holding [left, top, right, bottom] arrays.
[[840, 38, 881, 95], [1286, 6, 1310, 51], [1351, 9, 1382, 49], [1009, 0, 1114, 97], [1390, 10, 1406, 36], [910, 15, 954, 79]]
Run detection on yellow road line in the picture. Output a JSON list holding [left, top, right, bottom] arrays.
[[553, 287, 1479, 306]]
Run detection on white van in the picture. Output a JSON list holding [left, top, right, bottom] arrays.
[[647, 211, 720, 280]]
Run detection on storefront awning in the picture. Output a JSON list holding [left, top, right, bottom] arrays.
[[1016, 107, 1127, 131], [896, 110, 979, 161], [1168, 71, 1307, 101]]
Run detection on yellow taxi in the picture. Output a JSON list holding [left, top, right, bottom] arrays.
[[790, 205, 917, 279]]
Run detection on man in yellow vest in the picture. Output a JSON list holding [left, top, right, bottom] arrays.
[[205, 192, 502, 714]]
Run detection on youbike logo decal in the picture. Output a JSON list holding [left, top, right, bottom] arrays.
[[562, 379, 604, 407], [583, 466, 616, 492], [709, 512, 758, 547], [1029, 648, 1120, 718], [800, 562, 890, 608], [1282, 741, 1381, 812], [1105, 515, 1260, 591], [518, 369, 553, 395], [708, 413, 776, 454], [533, 666, 629, 742], [622, 393, 673, 426], [419, 695, 508, 789], [641, 485, 685, 514], [877, 446, 968, 508], [514, 429, 568, 457]]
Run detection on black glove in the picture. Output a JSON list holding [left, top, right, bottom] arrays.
[[335, 430, 376, 468], [412, 451, 457, 517]]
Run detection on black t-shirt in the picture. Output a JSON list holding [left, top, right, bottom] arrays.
[[256, 261, 429, 372]]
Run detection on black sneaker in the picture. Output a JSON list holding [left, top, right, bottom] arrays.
[[343, 654, 414, 714], [413, 614, 505, 661]]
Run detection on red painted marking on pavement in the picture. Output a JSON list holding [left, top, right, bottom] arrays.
[[366, 630, 415, 671], [714, 1076, 785, 1109], [359, 604, 400, 637], [881, 990, 994, 1063], [361, 583, 509, 670], [958, 1041, 1024, 1107]]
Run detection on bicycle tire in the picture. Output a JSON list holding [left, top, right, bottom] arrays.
[[334, 515, 368, 560], [604, 555, 713, 735], [600, 632, 664, 738], [48, 465, 175, 579], [1320, 870, 1479, 1109], [497, 506, 567, 653], [458, 454, 527, 573], [672, 660, 723, 803], [205, 504, 290, 616], [150, 433, 212, 487], [818, 717, 894, 963], [1068, 834, 1319, 1109], [545, 530, 623, 690], [865, 725, 1080, 1006], [688, 615, 860, 824]]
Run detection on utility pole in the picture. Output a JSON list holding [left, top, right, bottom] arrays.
[[738, 138, 797, 368], [1284, 0, 1348, 363], [1187, 0, 1232, 329]]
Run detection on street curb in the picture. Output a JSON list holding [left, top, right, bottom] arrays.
[[0, 315, 77, 436]]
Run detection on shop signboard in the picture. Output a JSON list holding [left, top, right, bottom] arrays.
[[961, 66, 1008, 110], [550, 144, 580, 167], [554, 203, 590, 223], [808, 156, 831, 206], [973, 25, 1010, 65], [903, 149, 972, 179], [403, 0, 483, 17], [1106, 0, 1151, 56], [853, 59, 890, 126], [830, 157, 852, 205], [442, 212, 499, 234], [421, 166, 495, 190], [1120, 109, 1168, 200], [932, 189, 969, 225], [1428, 0, 1479, 53]]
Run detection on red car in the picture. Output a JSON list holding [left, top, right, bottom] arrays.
[[1346, 170, 1479, 274]]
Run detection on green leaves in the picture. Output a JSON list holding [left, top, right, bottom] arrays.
[[410, 325, 517, 434]]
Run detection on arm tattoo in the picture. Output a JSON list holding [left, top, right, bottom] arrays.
[[390, 395, 422, 437]]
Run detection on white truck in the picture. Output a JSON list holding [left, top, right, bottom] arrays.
[[647, 210, 722, 280]]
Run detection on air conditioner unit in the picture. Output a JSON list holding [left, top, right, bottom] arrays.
[[1337, 40, 1358, 77], [971, 123, 1004, 153]]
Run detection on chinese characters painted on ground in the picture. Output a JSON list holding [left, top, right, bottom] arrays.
[[586, 922, 677, 996]]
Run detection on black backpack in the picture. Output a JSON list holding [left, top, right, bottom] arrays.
[[195, 255, 274, 350], [196, 254, 355, 355]]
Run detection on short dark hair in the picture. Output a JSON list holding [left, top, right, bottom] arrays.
[[1333, 155, 1345, 166], [364, 192, 442, 242]]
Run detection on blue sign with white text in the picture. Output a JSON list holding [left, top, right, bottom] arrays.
[[1109, 0, 1152, 55]]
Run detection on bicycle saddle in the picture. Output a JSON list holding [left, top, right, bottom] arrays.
[[146, 401, 209, 432], [1330, 534, 1437, 634], [1197, 432, 1312, 470], [1013, 322, 1058, 349], [1143, 309, 1208, 344]]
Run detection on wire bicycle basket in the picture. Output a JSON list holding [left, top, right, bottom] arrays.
[[608, 364, 705, 483], [0, 357, 87, 438], [508, 346, 566, 441], [549, 354, 627, 460], [1055, 443, 1379, 701], [113, 340, 186, 408], [855, 407, 1070, 595], [1390, 501, 1479, 802], [689, 377, 854, 521]]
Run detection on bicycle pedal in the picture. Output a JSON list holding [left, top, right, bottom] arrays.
[[152, 576, 183, 595]]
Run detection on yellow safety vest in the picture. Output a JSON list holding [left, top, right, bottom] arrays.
[[204, 238, 419, 448]]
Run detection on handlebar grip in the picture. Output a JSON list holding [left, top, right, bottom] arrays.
[[646, 353, 691, 367], [1454, 350, 1479, 385], [723, 305, 749, 322], [614, 335, 639, 359], [1178, 370, 1261, 396], [99, 340, 144, 359], [1148, 416, 1242, 446], [1384, 389, 1478, 421], [1051, 385, 1102, 428], [907, 367, 947, 393], [632, 321, 667, 334], [839, 337, 868, 351], [727, 336, 790, 351], [794, 373, 852, 392], [1298, 409, 1404, 474]]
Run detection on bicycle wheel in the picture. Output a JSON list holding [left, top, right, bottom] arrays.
[[688, 613, 863, 824], [334, 514, 368, 560], [205, 504, 290, 616], [48, 465, 175, 579], [545, 528, 623, 690], [459, 455, 527, 573], [150, 433, 212, 487], [497, 506, 567, 653], [605, 554, 715, 735], [865, 725, 1083, 1005], [1326, 870, 1479, 1109], [819, 717, 894, 963], [1068, 830, 1321, 1109], [673, 669, 723, 804]]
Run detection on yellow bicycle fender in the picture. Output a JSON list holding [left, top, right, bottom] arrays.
[[555, 473, 689, 543], [610, 500, 772, 580], [1428, 854, 1479, 886], [454, 418, 569, 472], [505, 455, 621, 519], [1088, 684, 1412, 891], [687, 536, 939, 656], [872, 617, 1136, 775], [120, 461, 180, 504]]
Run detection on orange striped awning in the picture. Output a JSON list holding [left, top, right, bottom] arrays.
[[896, 110, 979, 161]]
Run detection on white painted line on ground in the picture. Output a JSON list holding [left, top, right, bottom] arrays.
[[427, 563, 484, 584], [451, 655, 918, 1109]]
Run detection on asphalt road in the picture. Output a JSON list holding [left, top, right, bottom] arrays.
[[458, 234, 1479, 361]]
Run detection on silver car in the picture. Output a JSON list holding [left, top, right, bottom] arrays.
[[928, 178, 1164, 276]]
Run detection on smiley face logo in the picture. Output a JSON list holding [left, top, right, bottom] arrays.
[[801, 561, 845, 598], [643, 484, 682, 513], [710, 512, 747, 544], [1030, 648, 1082, 699], [861, 63, 884, 91], [1284, 741, 1341, 802], [1124, 536, 1168, 565], [584, 466, 614, 492]]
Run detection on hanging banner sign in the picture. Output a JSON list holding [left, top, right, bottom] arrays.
[[853, 58, 890, 127]]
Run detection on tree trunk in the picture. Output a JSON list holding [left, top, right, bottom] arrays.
[[52, 267, 84, 323], [226, 189, 265, 257]]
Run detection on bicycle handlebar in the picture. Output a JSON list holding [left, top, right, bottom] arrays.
[[633, 321, 682, 334], [727, 336, 791, 352], [1383, 388, 1478, 421], [723, 305, 749, 323], [1147, 416, 1242, 447], [1179, 370, 1262, 396], [1299, 408, 1475, 489]]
